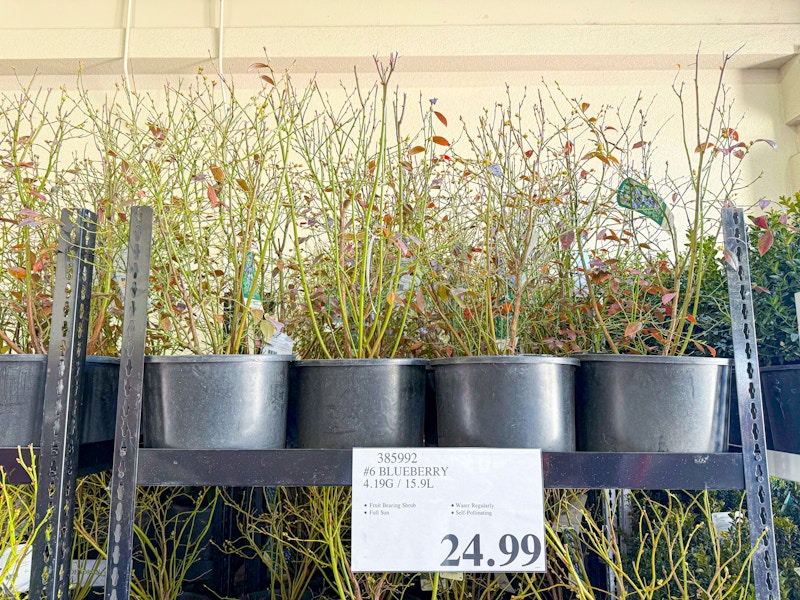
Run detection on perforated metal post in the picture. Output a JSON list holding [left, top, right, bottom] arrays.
[[104, 206, 153, 600], [722, 207, 780, 600], [29, 208, 97, 600]]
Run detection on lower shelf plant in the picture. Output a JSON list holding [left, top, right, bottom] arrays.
[[549, 489, 760, 599], [130, 487, 220, 600]]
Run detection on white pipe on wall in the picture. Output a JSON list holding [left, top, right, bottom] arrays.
[[123, 0, 134, 87], [219, 0, 227, 106]]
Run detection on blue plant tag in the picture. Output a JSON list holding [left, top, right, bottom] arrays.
[[617, 178, 667, 226], [242, 251, 262, 307]]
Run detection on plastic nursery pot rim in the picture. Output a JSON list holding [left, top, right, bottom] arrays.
[[429, 355, 579, 367], [85, 356, 120, 364], [574, 353, 732, 366], [0, 355, 119, 363], [143, 354, 295, 364], [0, 354, 47, 362], [293, 358, 428, 368]]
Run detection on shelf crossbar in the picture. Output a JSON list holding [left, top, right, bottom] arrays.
[[133, 449, 746, 489]]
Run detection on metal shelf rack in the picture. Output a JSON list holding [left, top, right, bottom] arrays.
[[3, 206, 783, 600]]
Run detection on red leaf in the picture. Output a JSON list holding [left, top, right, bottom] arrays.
[[390, 234, 411, 257], [733, 149, 745, 160], [754, 285, 771, 294], [580, 102, 590, 112], [722, 128, 739, 141], [632, 141, 644, 149], [693, 341, 706, 354], [724, 249, 739, 272], [408, 145, 425, 156], [524, 149, 534, 158], [559, 230, 575, 250], [433, 111, 447, 126], [695, 142, 714, 153], [248, 62, 270, 71], [29, 188, 47, 202], [415, 289, 425, 312], [7, 266, 26, 279], [706, 344, 717, 358], [261, 75, 275, 86], [32, 257, 45, 273], [624, 321, 642, 339], [563, 141, 574, 155], [431, 136, 450, 147], [661, 292, 677, 305], [686, 314, 697, 325], [779, 213, 788, 225], [751, 215, 768, 229], [207, 183, 227, 209], [758, 230, 774, 256]]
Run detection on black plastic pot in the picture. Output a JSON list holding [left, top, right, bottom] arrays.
[[727, 374, 774, 452], [760, 364, 800, 454], [0, 355, 118, 447], [576, 354, 732, 452], [293, 359, 427, 449], [430, 355, 579, 450], [142, 355, 292, 449]]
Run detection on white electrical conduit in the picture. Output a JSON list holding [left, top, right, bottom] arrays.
[[219, 0, 228, 107], [123, 0, 134, 89]]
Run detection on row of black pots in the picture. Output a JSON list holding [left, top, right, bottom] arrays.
[[1, 353, 750, 453], [144, 355, 730, 453]]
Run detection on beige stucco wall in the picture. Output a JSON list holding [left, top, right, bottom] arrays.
[[0, 0, 798, 202]]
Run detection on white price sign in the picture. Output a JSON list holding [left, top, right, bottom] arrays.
[[351, 448, 546, 573]]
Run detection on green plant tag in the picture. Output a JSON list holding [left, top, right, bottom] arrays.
[[617, 178, 667, 226], [242, 251, 262, 308]]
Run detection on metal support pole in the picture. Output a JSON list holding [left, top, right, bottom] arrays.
[[722, 207, 780, 600], [104, 206, 153, 600], [29, 208, 97, 600]]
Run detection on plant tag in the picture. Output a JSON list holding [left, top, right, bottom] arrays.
[[242, 251, 263, 310], [352, 448, 546, 572], [617, 178, 668, 226]]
